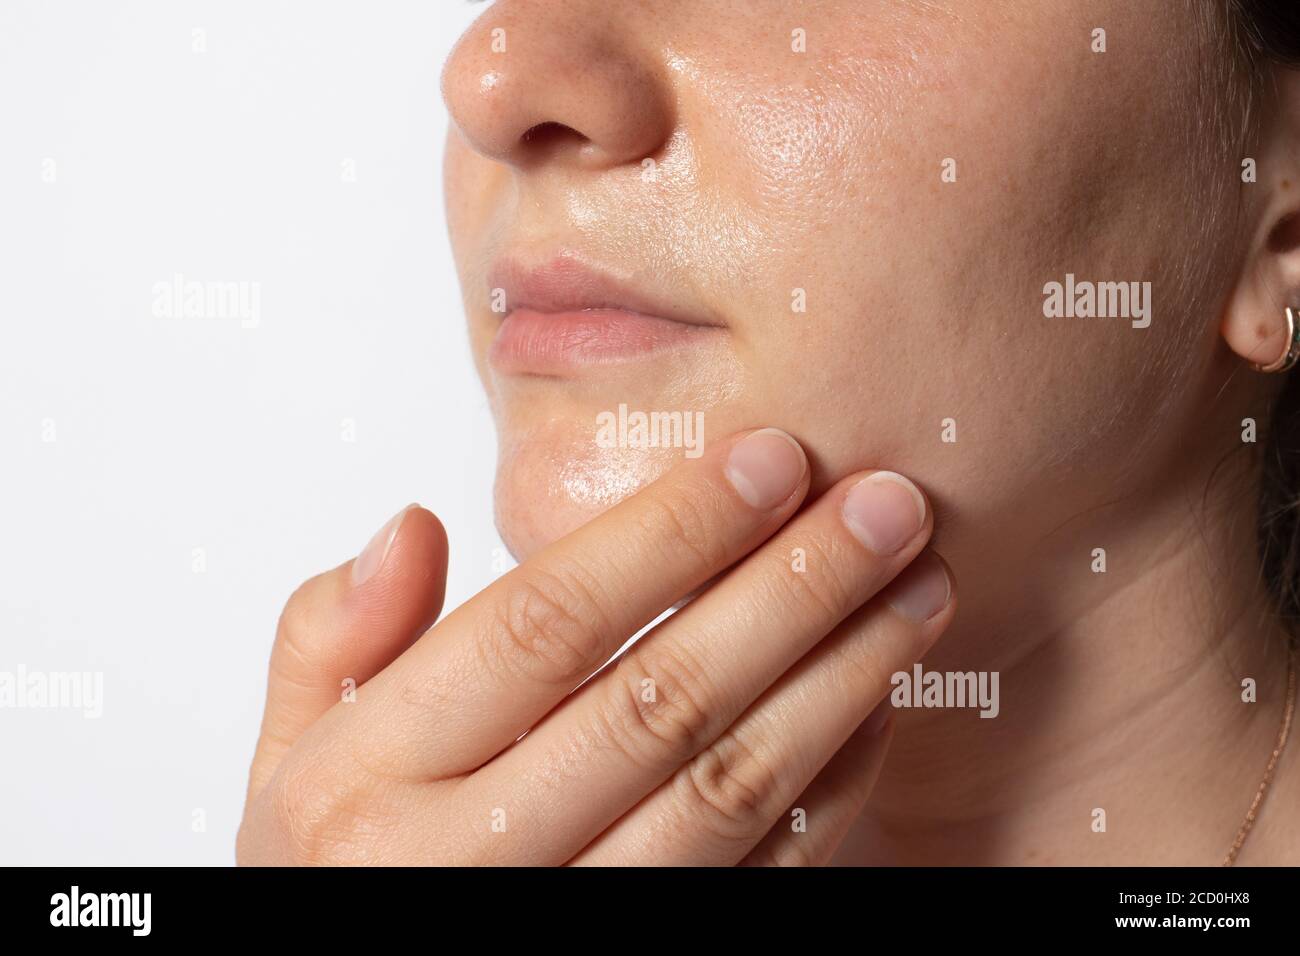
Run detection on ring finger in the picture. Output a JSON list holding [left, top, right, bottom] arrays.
[[571, 550, 954, 865], [460, 470, 937, 863]]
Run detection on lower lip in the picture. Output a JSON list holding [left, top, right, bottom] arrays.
[[489, 308, 720, 375]]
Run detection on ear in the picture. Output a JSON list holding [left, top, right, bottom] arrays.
[[1221, 68, 1300, 369]]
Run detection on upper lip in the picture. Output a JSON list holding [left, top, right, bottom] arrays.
[[486, 254, 722, 328]]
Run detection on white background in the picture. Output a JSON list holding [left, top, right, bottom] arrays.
[[0, 1, 502, 864]]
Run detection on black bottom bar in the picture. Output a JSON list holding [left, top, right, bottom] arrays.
[[4, 866, 1293, 942]]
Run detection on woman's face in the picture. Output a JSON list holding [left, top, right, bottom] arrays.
[[442, 1, 1245, 620]]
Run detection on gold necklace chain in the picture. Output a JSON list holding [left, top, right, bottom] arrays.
[[1222, 645, 1297, 866]]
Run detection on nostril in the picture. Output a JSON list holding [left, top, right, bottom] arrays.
[[521, 120, 587, 149]]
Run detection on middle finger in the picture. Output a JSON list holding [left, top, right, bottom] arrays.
[[461, 469, 932, 863]]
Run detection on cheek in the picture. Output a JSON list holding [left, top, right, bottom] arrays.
[[677, 2, 1216, 545]]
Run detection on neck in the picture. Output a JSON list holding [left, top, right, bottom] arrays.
[[839, 446, 1296, 866]]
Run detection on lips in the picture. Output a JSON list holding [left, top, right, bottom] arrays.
[[486, 255, 723, 375]]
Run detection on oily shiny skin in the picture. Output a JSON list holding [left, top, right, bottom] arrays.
[[443, 1, 1251, 670]]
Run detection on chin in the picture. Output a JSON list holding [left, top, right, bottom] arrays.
[[492, 423, 689, 560]]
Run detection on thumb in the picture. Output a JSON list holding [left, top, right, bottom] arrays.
[[245, 504, 449, 800]]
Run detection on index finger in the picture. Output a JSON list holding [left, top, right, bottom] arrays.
[[355, 427, 811, 779]]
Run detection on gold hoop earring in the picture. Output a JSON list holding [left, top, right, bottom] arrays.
[[1252, 306, 1300, 373]]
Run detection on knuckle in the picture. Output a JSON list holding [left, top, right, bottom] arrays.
[[679, 730, 781, 843], [781, 534, 858, 621], [274, 574, 343, 677], [637, 487, 729, 573], [595, 644, 718, 770], [266, 754, 391, 866], [831, 630, 892, 691], [275, 581, 315, 653], [487, 563, 613, 687]]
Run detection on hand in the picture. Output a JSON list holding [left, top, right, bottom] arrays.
[[236, 428, 955, 865]]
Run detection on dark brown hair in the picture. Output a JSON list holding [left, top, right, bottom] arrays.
[[1232, 0, 1300, 65]]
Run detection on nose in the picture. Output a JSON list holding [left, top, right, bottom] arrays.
[[441, 2, 674, 172]]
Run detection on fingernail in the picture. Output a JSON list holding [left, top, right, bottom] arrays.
[[352, 504, 417, 586], [724, 428, 807, 510], [864, 699, 893, 735], [842, 471, 926, 555], [882, 551, 951, 623]]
